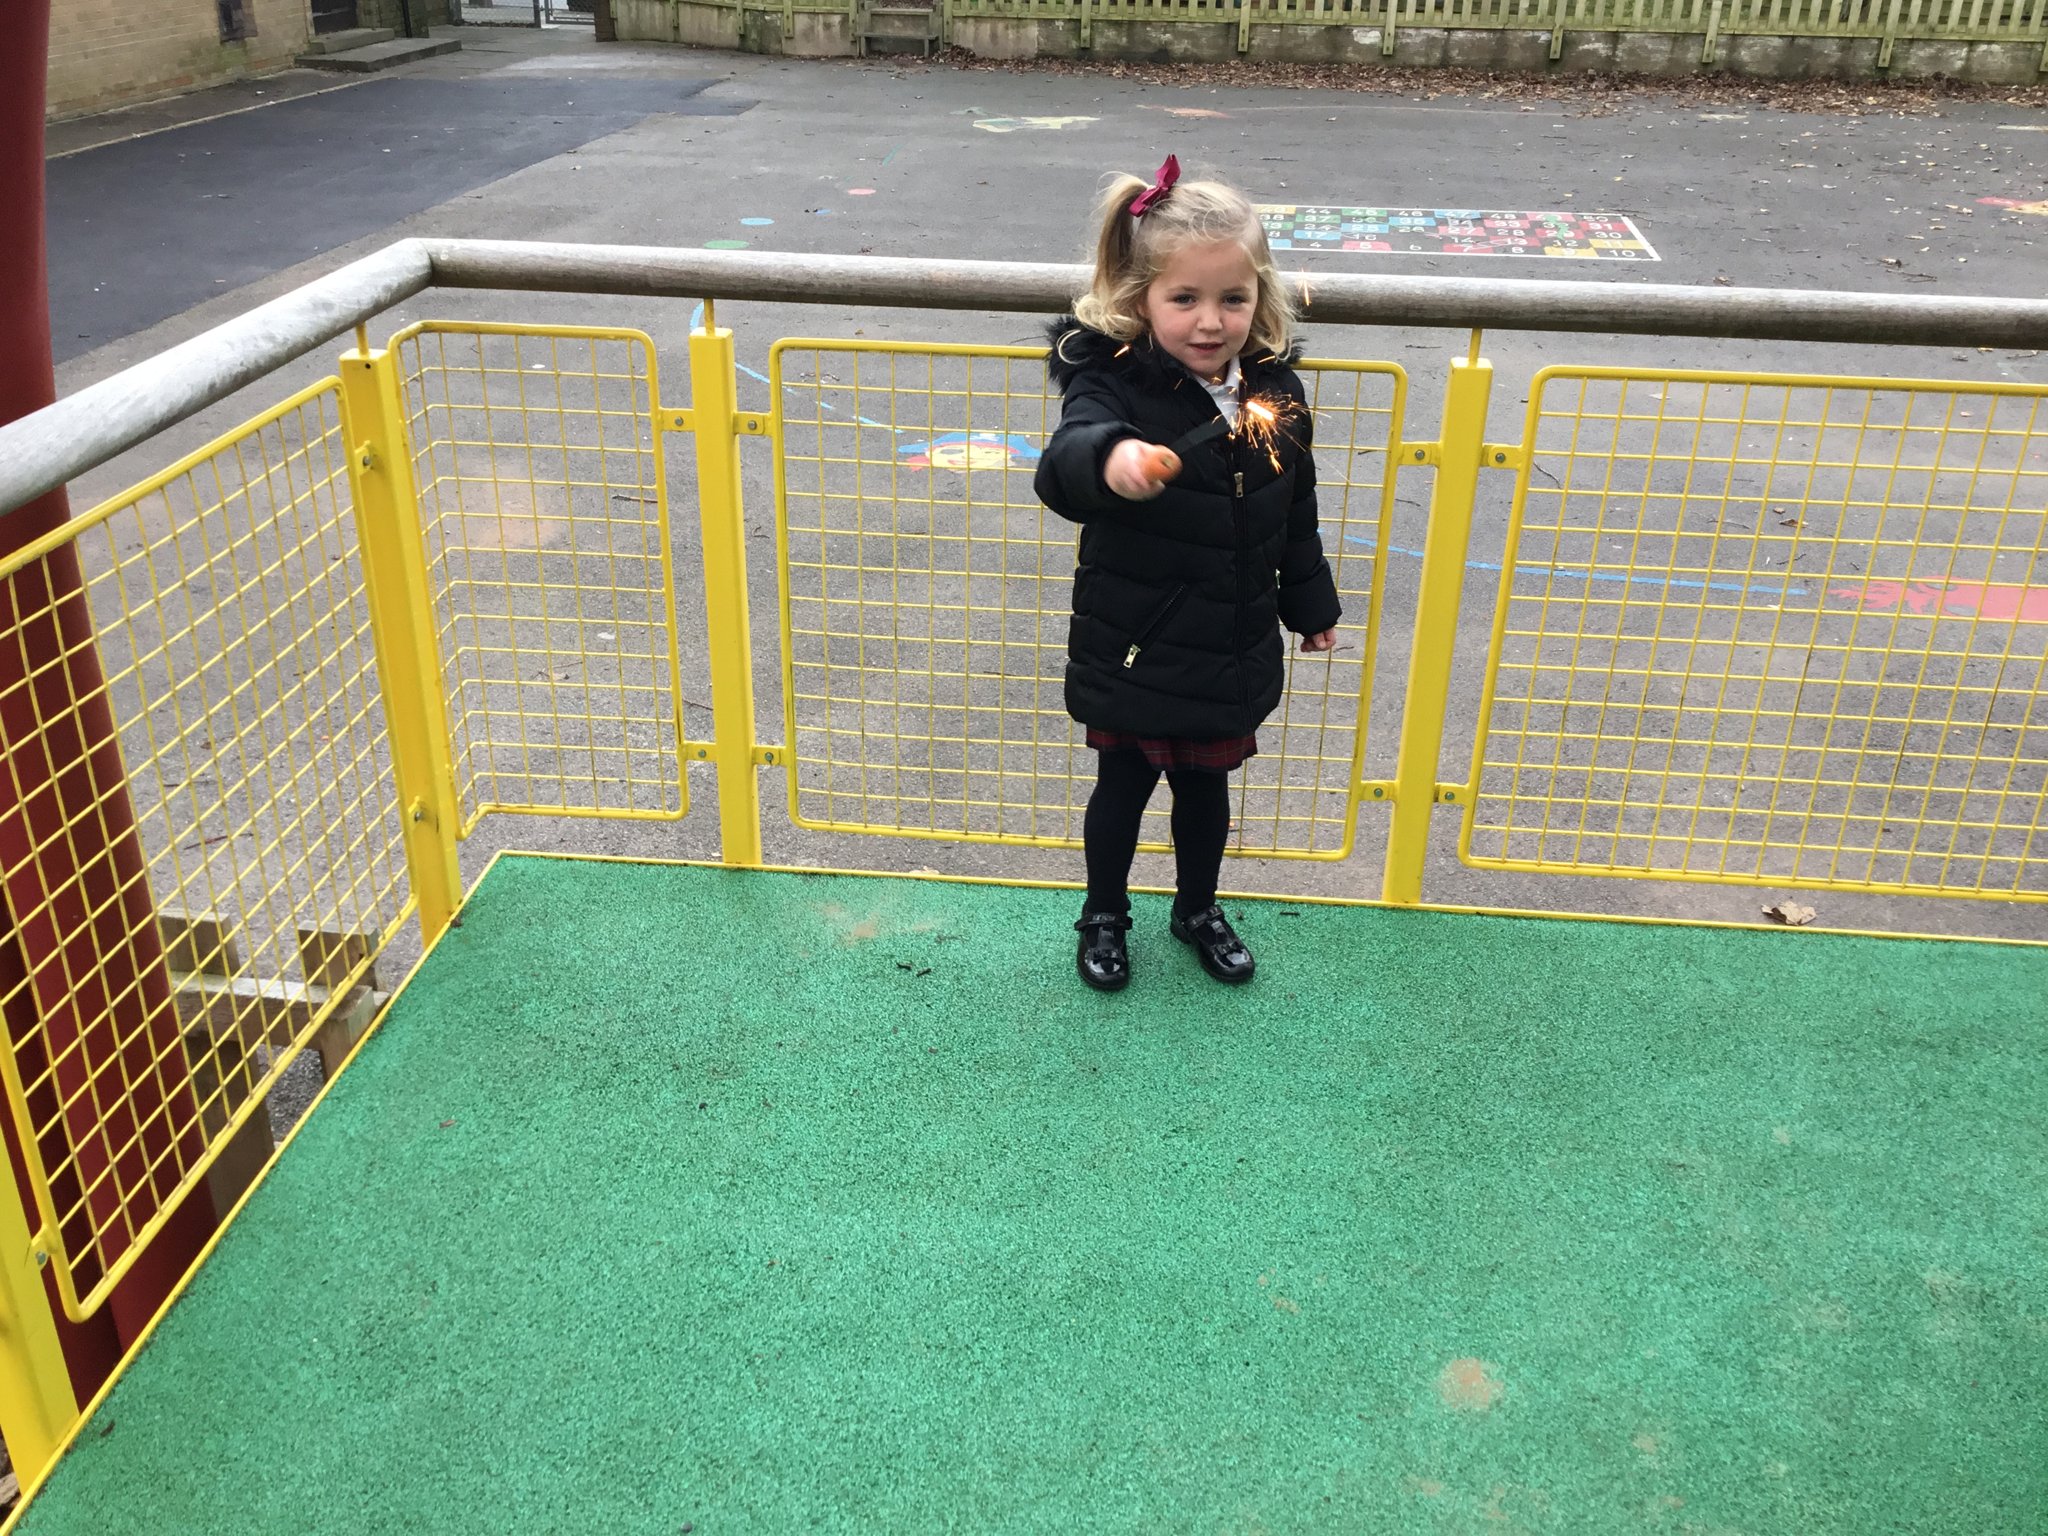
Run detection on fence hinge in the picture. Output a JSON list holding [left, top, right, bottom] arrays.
[[1482, 442, 1526, 471], [663, 409, 767, 437], [1397, 441, 1440, 467], [1364, 780, 1468, 805], [684, 741, 783, 768]]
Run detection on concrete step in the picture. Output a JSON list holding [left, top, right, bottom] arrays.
[[296, 36, 461, 71], [298, 26, 396, 53]]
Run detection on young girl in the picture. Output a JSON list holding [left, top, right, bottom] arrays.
[[1035, 156, 1340, 993]]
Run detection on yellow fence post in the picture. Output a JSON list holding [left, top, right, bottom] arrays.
[[689, 306, 764, 867], [1381, 348, 1495, 905], [0, 1181, 78, 1489], [338, 346, 464, 940]]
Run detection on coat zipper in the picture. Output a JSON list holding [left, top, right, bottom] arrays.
[[1123, 582, 1192, 668], [1232, 467, 1252, 727]]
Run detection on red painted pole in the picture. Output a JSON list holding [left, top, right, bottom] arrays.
[[0, 0, 217, 1395]]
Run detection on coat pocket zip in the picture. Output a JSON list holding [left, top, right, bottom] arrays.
[[1123, 583, 1192, 668]]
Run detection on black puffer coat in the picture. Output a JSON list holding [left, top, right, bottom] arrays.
[[1035, 318, 1342, 740]]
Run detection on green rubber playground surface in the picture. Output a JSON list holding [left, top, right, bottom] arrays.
[[19, 856, 2047, 1534]]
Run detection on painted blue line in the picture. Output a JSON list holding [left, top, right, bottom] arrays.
[[690, 303, 913, 435], [1344, 534, 1807, 598]]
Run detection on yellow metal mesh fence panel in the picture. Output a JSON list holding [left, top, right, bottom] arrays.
[[1463, 368, 2048, 900], [395, 324, 686, 831], [770, 341, 1403, 859], [0, 382, 410, 1320]]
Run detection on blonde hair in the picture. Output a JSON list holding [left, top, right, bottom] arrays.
[[1073, 171, 1295, 357]]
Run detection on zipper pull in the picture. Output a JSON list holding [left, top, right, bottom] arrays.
[[1124, 644, 1139, 669], [1234, 471, 1245, 496]]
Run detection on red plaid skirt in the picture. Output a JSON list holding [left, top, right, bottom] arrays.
[[1085, 729, 1258, 773]]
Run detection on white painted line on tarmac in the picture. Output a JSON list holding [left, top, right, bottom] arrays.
[[46, 78, 369, 161]]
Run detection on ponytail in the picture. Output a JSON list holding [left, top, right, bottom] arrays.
[[1074, 176, 1150, 341]]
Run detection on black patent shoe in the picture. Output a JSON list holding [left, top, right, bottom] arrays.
[[1074, 912, 1133, 992], [1169, 904, 1255, 984]]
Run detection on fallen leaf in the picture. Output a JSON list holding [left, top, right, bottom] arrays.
[[1762, 901, 1816, 926]]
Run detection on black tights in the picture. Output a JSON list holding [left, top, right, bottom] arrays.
[[1082, 748, 1230, 920]]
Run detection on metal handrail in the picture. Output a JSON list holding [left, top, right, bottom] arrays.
[[7, 236, 2048, 517]]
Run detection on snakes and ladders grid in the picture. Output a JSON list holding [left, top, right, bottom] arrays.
[[1258, 206, 1659, 260]]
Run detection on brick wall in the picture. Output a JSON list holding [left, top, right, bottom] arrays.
[[45, 0, 312, 120]]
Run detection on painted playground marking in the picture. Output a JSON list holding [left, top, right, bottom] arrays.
[[970, 116, 1099, 134], [1346, 530, 2048, 618], [1259, 206, 1659, 261], [896, 433, 1042, 471]]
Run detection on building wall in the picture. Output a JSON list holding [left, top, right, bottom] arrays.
[[353, 0, 456, 32], [45, 0, 314, 120]]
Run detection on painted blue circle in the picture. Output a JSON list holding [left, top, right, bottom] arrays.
[[740, 217, 775, 227]]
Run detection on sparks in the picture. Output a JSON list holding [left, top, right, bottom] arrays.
[[1234, 393, 1296, 474]]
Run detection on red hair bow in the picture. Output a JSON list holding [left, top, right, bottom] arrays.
[[1129, 155, 1181, 219]]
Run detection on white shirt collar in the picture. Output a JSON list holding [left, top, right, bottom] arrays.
[[1199, 357, 1242, 423]]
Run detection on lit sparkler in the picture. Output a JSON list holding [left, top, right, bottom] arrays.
[[1165, 392, 1302, 474], [1237, 396, 1286, 473]]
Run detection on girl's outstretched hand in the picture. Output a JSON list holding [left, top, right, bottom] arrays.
[[1105, 440, 1181, 501], [1299, 628, 1339, 653]]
